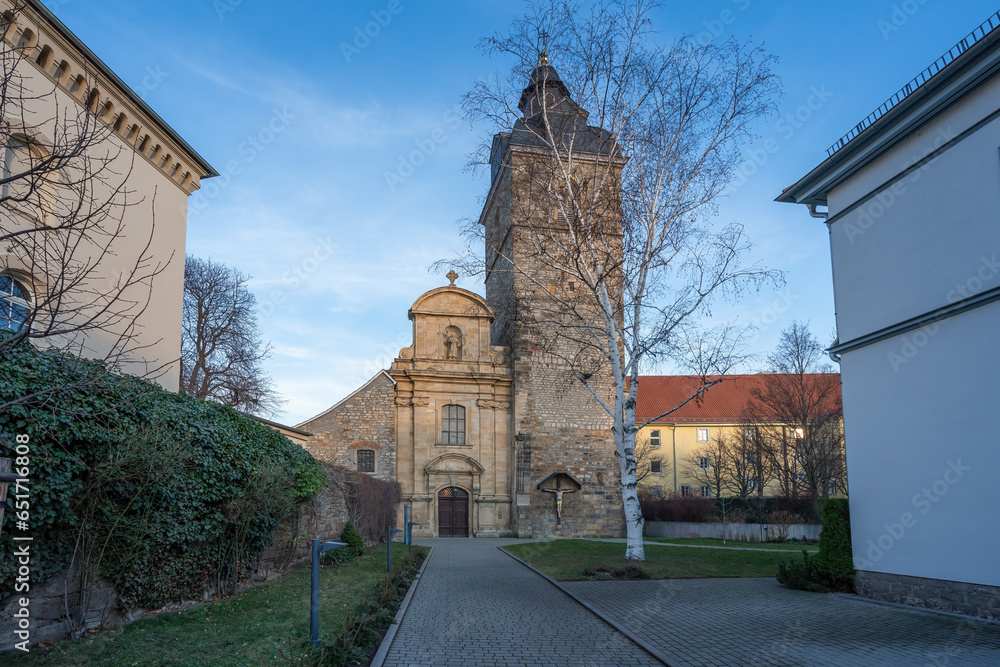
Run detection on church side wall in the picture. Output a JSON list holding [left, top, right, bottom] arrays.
[[298, 374, 397, 481]]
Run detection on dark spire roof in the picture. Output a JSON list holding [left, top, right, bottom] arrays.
[[518, 64, 573, 116]]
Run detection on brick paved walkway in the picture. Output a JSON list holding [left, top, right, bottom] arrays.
[[381, 539, 662, 667], [562, 577, 1000, 666]]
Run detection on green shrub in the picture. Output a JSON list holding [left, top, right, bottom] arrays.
[[776, 498, 855, 593], [776, 551, 829, 592], [341, 521, 365, 556], [0, 338, 326, 610], [814, 498, 854, 592]]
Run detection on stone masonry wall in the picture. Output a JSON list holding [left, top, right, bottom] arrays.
[[488, 148, 625, 539], [299, 372, 396, 481], [856, 570, 1000, 621]]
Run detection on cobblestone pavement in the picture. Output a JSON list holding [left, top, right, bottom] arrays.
[[381, 538, 662, 667], [561, 577, 1000, 667]]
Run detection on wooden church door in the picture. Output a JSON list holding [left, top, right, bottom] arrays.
[[438, 487, 469, 537]]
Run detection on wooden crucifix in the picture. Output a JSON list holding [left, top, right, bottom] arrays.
[[540, 477, 576, 526]]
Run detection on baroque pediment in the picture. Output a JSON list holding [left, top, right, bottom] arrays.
[[424, 453, 485, 476]]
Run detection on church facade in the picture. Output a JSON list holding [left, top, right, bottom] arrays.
[[299, 62, 624, 539]]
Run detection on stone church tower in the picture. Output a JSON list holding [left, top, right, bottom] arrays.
[[298, 60, 625, 539], [479, 60, 624, 538]]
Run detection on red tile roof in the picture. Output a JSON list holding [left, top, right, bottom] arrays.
[[633, 374, 841, 425]]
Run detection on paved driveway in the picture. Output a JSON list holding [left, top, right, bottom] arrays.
[[381, 538, 661, 667], [562, 577, 1000, 666]]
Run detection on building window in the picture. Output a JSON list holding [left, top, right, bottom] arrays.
[[697, 427, 709, 443], [700, 485, 711, 498], [442, 404, 466, 445], [680, 484, 692, 498], [650, 486, 663, 500], [649, 429, 660, 447], [698, 456, 710, 471], [357, 449, 375, 473], [827, 481, 838, 496], [650, 459, 661, 474], [0, 274, 31, 332]]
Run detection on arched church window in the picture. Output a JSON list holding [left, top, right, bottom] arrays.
[[357, 449, 375, 473], [441, 404, 465, 446], [0, 274, 32, 332]]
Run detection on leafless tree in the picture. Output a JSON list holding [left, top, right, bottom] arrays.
[[720, 419, 776, 499], [634, 430, 666, 485], [450, 0, 782, 559], [180, 255, 282, 416], [0, 2, 170, 418], [750, 322, 846, 504], [687, 433, 730, 500]]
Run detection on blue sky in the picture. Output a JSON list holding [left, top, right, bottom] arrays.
[[47, 0, 1000, 424]]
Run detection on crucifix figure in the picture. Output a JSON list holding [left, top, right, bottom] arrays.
[[541, 477, 576, 525]]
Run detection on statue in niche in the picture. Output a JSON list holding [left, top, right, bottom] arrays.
[[443, 326, 463, 360]]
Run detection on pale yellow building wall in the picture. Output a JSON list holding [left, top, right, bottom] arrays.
[[636, 423, 784, 498], [1, 2, 211, 391]]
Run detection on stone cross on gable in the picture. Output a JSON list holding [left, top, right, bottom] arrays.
[[446, 270, 458, 286]]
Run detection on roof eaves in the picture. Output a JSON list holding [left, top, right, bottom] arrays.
[[777, 12, 1000, 207], [25, 0, 218, 179], [294, 370, 395, 429]]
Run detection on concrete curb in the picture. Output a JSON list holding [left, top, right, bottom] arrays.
[[498, 547, 673, 667], [370, 545, 434, 667]]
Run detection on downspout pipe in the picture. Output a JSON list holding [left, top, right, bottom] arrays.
[[671, 425, 678, 495], [806, 203, 829, 219]]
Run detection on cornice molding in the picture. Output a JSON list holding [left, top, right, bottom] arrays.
[[2, 0, 217, 195]]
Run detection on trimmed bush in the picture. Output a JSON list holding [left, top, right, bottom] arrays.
[[340, 520, 365, 556], [815, 498, 854, 591], [776, 498, 854, 593], [639, 495, 820, 524], [0, 338, 325, 610]]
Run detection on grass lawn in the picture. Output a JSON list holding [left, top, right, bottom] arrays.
[[646, 537, 819, 551], [503, 539, 800, 581], [3, 544, 422, 666]]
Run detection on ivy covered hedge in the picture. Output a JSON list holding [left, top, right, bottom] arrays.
[[0, 338, 325, 611]]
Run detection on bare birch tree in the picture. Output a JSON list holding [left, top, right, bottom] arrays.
[[451, 0, 782, 559]]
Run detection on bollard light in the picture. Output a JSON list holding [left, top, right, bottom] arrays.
[[310, 539, 348, 646], [407, 521, 422, 552]]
